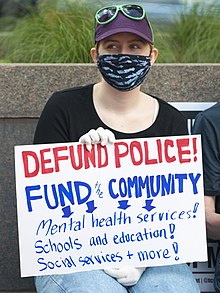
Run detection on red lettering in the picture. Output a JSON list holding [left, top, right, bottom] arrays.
[[69, 145, 83, 170], [53, 146, 68, 172], [177, 138, 191, 163], [156, 139, 163, 163], [164, 139, 176, 163], [193, 137, 197, 162], [144, 141, 157, 164], [97, 144, 108, 168], [84, 145, 96, 169], [114, 142, 129, 168], [130, 141, 143, 166], [22, 151, 39, 178], [40, 148, 53, 174]]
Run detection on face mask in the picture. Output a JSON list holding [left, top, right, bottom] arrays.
[[97, 54, 151, 91]]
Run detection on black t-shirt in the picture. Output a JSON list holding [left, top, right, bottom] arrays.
[[34, 84, 188, 144], [192, 103, 220, 209]]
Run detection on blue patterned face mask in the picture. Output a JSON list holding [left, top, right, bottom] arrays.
[[97, 54, 151, 91]]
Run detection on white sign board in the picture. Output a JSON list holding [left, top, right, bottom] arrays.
[[15, 135, 207, 277]]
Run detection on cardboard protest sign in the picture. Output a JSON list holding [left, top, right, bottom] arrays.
[[15, 135, 207, 277]]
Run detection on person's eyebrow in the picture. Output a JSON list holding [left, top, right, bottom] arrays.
[[101, 37, 148, 45], [128, 38, 147, 44], [102, 39, 120, 45]]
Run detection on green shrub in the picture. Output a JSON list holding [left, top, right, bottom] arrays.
[[2, 0, 97, 63], [1, 1, 220, 63], [155, 2, 220, 63]]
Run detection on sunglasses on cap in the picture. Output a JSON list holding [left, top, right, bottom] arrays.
[[96, 4, 149, 24]]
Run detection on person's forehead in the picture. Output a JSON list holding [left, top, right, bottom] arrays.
[[101, 32, 148, 43]]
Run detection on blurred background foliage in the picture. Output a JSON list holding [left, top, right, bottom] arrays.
[[0, 0, 97, 63], [154, 2, 220, 63], [0, 0, 220, 63]]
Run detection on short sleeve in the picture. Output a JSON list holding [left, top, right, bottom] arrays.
[[192, 113, 220, 196]]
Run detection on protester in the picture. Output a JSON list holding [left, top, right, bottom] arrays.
[[193, 102, 220, 292], [34, 3, 200, 292]]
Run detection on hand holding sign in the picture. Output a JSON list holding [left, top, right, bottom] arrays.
[[79, 127, 115, 151]]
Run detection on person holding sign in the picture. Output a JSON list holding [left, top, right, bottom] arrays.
[[34, 3, 200, 293], [193, 102, 220, 293]]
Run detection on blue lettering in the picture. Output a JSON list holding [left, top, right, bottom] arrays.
[[58, 181, 75, 206], [108, 179, 118, 199], [161, 174, 175, 196], [189, 173, 201, 194], [138, 176, 150, 198], [74, 181, 91, 204], [37, 257, 47, 271], [37, 256, 76, 271], [119, 178, 127, 197], [26, 181, 91, 212], [150, 175, 160, 197], [175, 174, 187, 193], [25, 185, 42, 212], [127, 176, 139, 197], [44, 184, 59, 209]]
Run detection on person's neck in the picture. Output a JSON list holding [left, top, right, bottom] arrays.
[[94, 81, 142, 113]]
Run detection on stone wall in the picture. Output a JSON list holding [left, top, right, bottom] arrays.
[[0, 64, 219, 292]]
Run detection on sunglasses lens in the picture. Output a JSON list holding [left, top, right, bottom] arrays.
[[122, 5, 144, 18], [97, 7, 117, 23]]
